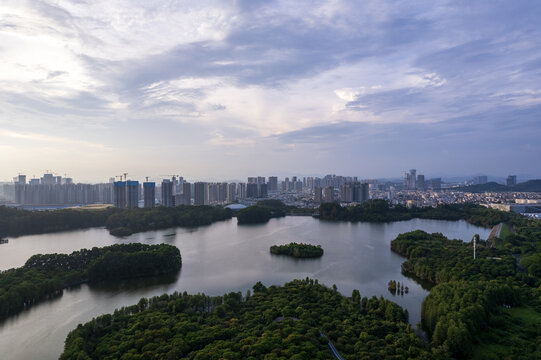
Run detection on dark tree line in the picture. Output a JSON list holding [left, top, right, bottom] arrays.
[[236, 200, 290, 225], [0, 206, 118, 238], [318, 200, 513, 228], [60, 279, 432, 360], [0, 205, 233, 238], [0, 244, 181, 319], [106, 205, 233, 236]]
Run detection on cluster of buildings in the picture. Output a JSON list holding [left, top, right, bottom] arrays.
[[6, 174, 113, 208], [2, 171, 538, 217], [113, 174, 373, 209], [473, 175, 517, 186], [403, 169, 441, 191]]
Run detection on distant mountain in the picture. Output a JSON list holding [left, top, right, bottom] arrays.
[[458, 180, 541, 193]]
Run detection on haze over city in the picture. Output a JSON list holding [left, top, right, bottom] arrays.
[[1, 1, 541, 182]]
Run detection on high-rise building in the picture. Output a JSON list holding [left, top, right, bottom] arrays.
[[246, 183, 258, 198], [227, 183, 236, 202], [506, 175, 517, 187], [113, 181, 127, 208], [409, 169, 416, 190], [194, 182, 207, 205], [323, 186, 334, 203], [182, 182, 191, 205], [161, 179, 174, 207], [268, 176, 278, 191], [126, 181, 139, 209], [41, 173, 55, 185], [259, 183, 268, 198], [176, 176, 184, 194], [283, 177, 290, 192], [340, 184, 353, 202], [474, 176, 488, 185], [314, 186, 322, 203], [237, 183, 246, 200], [219, 182, 228, 202], [429, 178, 442, 191], [143, 182, 155, 208], [416, 175, 425, 190], [359, 183, 369, 203]]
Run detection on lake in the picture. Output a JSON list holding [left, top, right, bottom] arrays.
[[0, 217, 491, 360]]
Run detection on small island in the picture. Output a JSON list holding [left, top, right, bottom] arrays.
[[270, 242, 324, 258]]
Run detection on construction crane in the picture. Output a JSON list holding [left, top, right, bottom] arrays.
[[160, 174, 180, 180]]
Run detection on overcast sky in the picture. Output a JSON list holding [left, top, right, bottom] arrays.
[[1, 0, 540, 182]]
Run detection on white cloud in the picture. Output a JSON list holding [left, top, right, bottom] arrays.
[[0, 1, 540, 180], [0, 130, 112, 150]]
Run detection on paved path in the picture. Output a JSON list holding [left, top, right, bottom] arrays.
[[320, 332, 344, 360]]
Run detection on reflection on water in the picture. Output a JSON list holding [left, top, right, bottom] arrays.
[[0, 217, 491, 360], [88, 272, 181, 294]]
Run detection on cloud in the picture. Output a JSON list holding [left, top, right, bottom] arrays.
[[0, 130, 112, 150], [1, 0, 541, 180]]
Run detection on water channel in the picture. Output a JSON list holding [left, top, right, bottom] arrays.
[[0, 217, 491, 360]]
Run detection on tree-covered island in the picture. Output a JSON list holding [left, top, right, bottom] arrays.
[[270, 243, 324, 258], [0, 243, 181, 319]]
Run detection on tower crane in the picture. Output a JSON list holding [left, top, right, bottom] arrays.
[[160, 174, 180, 181]]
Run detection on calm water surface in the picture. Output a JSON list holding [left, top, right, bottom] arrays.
[[0, 217, 490, 360]]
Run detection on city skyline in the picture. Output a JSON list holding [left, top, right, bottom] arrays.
[[1, 1, 541, 182], [2, 169, 535, 185]]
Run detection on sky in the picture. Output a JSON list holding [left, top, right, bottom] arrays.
[[1, 0, 540, 183]]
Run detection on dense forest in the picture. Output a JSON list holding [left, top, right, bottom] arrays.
[[0, 206, 117, 238], [60, 279, 434, 360], [106, 205, 233, 236], [390, 230, 516, 284], [391, 223, 541, 359], [0, 243, 181, 318], [0, 205, 232, 238], [270, 243, 324, 258], [318, 200, 514, 228]]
